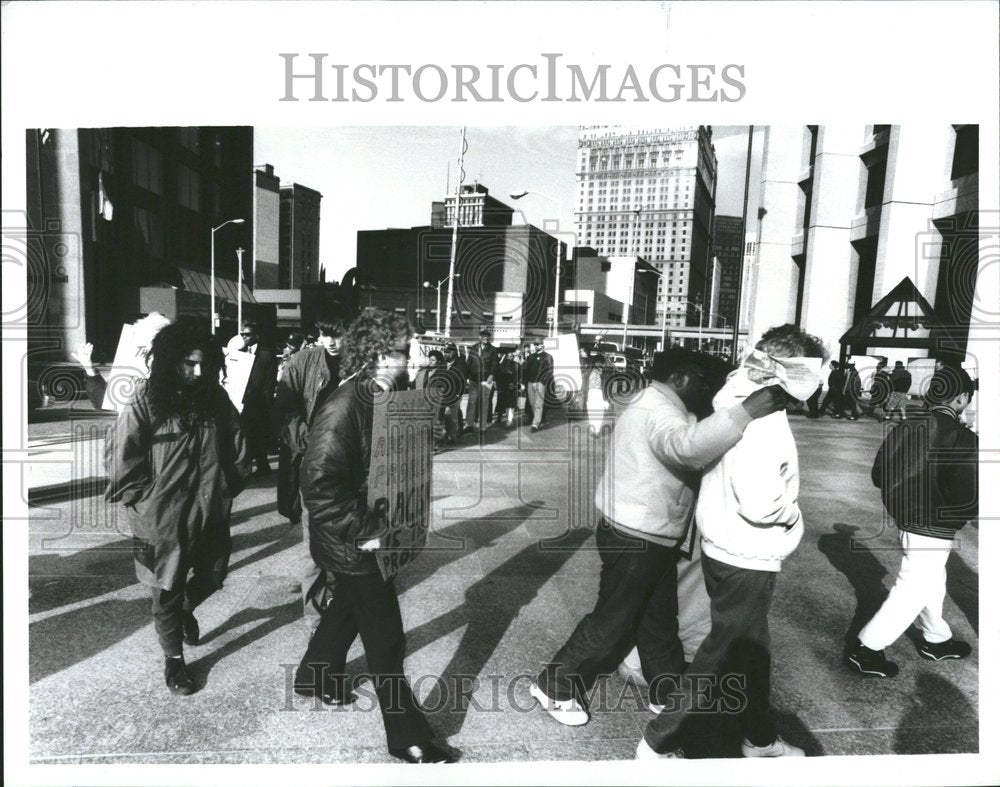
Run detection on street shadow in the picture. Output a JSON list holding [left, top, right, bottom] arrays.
[[945, 551, 978, 635], [343, 525, 593, 739], [29, 538, 137, 614], [226, 520, 301, 574], [893, 671, 978, 754], [29, 595, 149, 683], [817, 523, 890, 645], [230, 501, 280, 526]]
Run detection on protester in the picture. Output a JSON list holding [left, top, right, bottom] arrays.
[[494, 351, 519, 428], [296, 308, 454, 764], [525, 339, 554, 432], [639, 324, 826, 760], [439, 342, 467, 444], [104, 319, 251, 696], [846, 366, 978, 678], [883, 360, 912, 422], [530, 348, 787, 728], [414, 349, 448, 448], [274, 313, 346, 630], [466, 329, 498, 432], [236, 321, 277, 476]]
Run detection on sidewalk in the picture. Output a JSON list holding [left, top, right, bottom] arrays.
[[26, 414, 979, 764]]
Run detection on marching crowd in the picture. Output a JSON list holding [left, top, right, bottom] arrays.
[[74, 307, 978, 764]]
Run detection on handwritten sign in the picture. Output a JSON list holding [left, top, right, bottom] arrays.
[[222, 351, 254, 413], [101, 323, 147, 412], [367, 388, 437, 580]]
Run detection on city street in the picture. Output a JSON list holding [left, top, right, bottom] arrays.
[[27, 410, 979, 764]]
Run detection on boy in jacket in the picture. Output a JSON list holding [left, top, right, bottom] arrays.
[[639, 324, 826, 759], [847, 366, 978, 677], [530, 348, 788, 728]]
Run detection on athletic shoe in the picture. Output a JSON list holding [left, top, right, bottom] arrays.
[[845, 640, 899, 678], [389, 742, 456, 763], [182, 612, 199, 646], [741, 735, 805, 757], [917, 638, 972, 661], [636, 738, 684, 759], [530, 425, 539, 433], [165, 655, 195, 696], [528, 681, 589, 726]]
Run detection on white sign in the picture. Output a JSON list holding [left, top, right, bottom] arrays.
[[543, 332, 583, 397], [222, 351, 254, 413], [101, 323, 148, 412]]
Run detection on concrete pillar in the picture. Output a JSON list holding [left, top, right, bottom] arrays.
[[800, 125, 867, 356], [747, 126, 806, 341]]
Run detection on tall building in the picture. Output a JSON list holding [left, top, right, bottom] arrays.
[[710, 215, 744, 329], [441, 183, 514, 227], [253, 164, 281, 289], [279, 182, 322, 288], [747, 125, 979, 365], [575, 125, 718, 329], [24, 126, 257, 373]]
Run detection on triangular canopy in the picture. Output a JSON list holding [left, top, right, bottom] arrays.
[[840, 277, 939, 349]]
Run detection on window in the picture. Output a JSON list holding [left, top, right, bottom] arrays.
[[132, 139, 162, 194], [178, 164, 200, 210], [133, 207, 163, 259]]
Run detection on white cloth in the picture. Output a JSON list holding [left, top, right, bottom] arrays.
[[859, 530, 954, 649], [743, 348, 823, 401], [696, 368, 804, 572]]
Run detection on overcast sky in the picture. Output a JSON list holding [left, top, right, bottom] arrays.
[[254, 125, 764, 282]]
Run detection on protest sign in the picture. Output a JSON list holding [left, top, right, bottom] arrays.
[[222, 351, 254, 413], [367, 388, 437, 580], [101, 322, 146, 412], [543, 332, 583, 400]]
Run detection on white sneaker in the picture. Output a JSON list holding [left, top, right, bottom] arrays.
[[741, 735, 805, 757], [528, 682, 589, 726], [648, 701, 665, 714], [636, 738, 684, 759]]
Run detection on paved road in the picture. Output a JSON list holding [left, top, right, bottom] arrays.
[[25, 411, 979, 764]]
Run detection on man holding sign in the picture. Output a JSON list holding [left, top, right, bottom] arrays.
[[297, 308, 453, 764]]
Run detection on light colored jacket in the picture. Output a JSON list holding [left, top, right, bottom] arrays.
[[595, 381, 751, 546], [696, 369, 803, 572]]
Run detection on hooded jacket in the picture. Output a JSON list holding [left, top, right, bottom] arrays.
[[696, 368, 804, 572]]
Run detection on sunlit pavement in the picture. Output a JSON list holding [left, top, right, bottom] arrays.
[[26, 411, 978, 763]]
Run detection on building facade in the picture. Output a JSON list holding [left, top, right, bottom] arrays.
[[279, 182, 322, 289], [574, 125, 718, 330], [710, 215, 744, 330], [253, 164, 281, 289], [747, 125, 979, 365]]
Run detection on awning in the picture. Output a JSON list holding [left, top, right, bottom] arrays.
[[840, 277, 938, 349], [178, 267, 258, 304]]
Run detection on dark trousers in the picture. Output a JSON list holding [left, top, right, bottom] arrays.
[[277, 444, 302, 521], [537, 520, 685, 706], [296, 571, 432, 750], [150, 554, 227, 657], [644, 554, 778, 752], [241, 405, 271, 471], [818, 391, 837, 416]]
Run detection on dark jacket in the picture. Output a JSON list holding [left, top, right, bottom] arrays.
[[104, 379, 251, 589], [242, 345, 277, 412], [890, 367, 912, 393], [526, 350, 554, 385], [871, 406, 978, 540], [274, 346, 341, 459], [870, 369, 892, 407], [467, 342, 499, 383], [438, 358, 467, 407], [301, 377, 383, 575]]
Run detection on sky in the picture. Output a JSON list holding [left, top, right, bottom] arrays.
[[254, 126, 764, 283]]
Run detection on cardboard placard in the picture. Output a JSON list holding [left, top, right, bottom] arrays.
[[222, 351, 254, 413], [543, 332, 583, 396], [367, 388, 436, 580], [101, 323, 146, 412]]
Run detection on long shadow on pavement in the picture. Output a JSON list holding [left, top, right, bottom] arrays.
[[894, 671, 978, 754], [29, 538, 137, 614], [945, 551, 978, 636], [817, 523, 889, 646]]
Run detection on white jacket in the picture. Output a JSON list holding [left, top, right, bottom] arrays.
[[595, 381, 751, 546], [696, 369, 804, 572]]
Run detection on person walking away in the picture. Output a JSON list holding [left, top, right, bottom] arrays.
[[530, 348, 787, 728], [296, 308, 455, 763], [639, 324, 826, 759], [870, 360, 892, 420], [104, 319, 251, 696], [495, 351, 518, 428], [818, 360, 842, 417], [846, 365, 977, 677], [274, 313, 347, 631], [238, 321, 277, 475], [884, 360, 912, 422], [466, 329, 498, 432], [842, 361, 862, 420]]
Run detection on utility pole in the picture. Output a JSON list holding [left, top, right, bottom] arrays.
[[236, 247, 245, 329], [445, 126, 467, 338], [731, 126, 754, 365]]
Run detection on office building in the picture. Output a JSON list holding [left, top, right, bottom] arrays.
[[279, 182, 322, 289], [253, 164, 281, 289]]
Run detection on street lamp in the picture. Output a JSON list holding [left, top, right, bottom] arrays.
[[423, 273, 461, 335], [510, 190, 564, 337], [210, 218, 245, 335]]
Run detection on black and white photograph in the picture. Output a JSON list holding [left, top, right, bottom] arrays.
[[3, 2, 998, 786]]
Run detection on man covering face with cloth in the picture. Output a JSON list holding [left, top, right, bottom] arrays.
[[639, 323, 827, 760]]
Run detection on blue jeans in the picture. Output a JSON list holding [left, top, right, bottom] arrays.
[[536, 519, 685, 706]]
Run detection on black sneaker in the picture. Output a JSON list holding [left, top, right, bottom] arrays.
[[389, 741, 456, 764], [165, 655, 196, 696], [293, 669, 354, 706], [846, 640, 899, 678], [917, 638, 972, 661], [182, 612, 200, 646]]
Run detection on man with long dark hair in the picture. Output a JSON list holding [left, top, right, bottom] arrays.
[[296, 308, 454, 763], [105, 319, 251, 696]]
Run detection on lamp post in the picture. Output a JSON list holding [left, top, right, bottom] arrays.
[[424, 273, 461, 335], [236, 247, 245, 330], [510, 190, 564, 337], [210, 218, 245, 335]]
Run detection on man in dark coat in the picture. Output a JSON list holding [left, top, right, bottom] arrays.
[[884, 360, 913, 422], [439, 342, 467, 442], [238, 321, 277, 475], [818, 360, 842, 417], [105, 319, 251, 696], [526, 339, 554, 432], [296, 308, 454, 763], [466, 329, 498, 432], [274, 313, 345, 630]]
